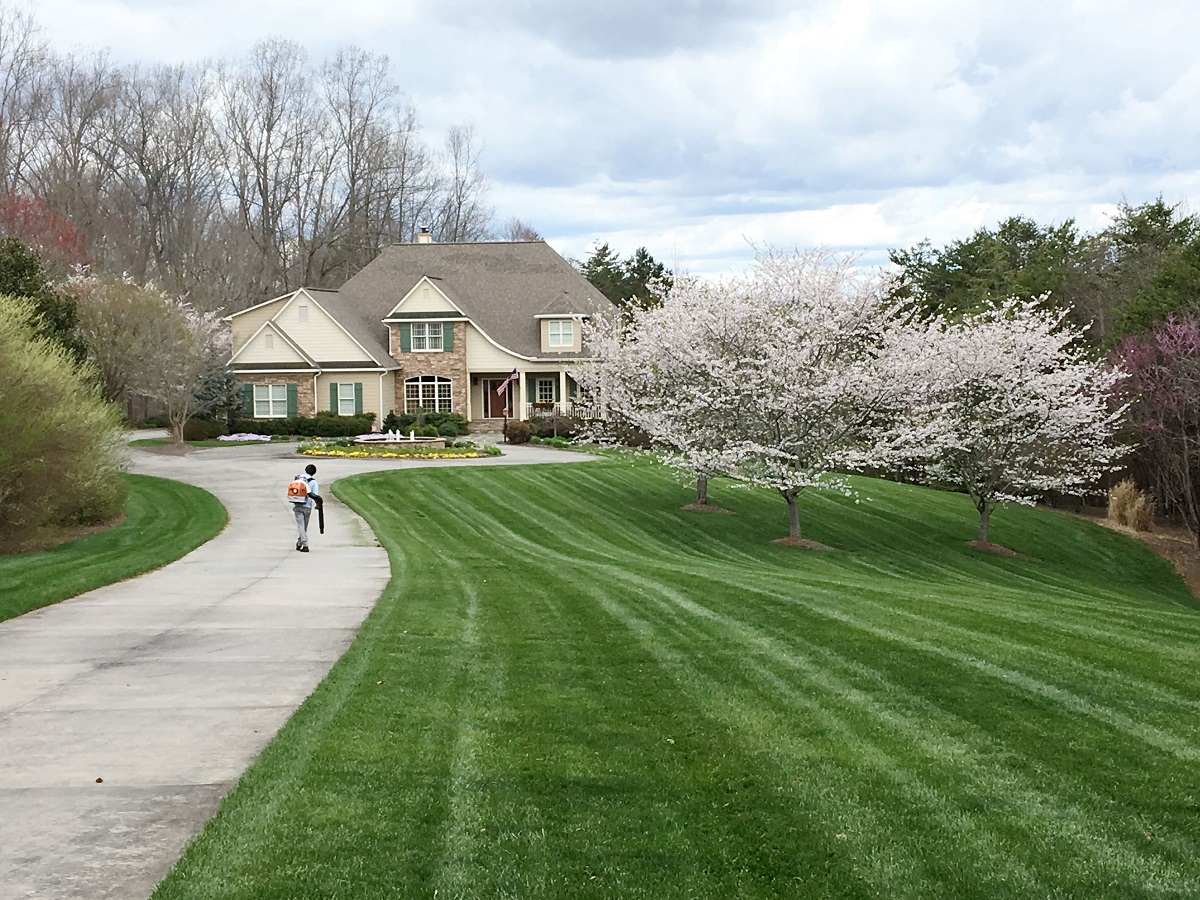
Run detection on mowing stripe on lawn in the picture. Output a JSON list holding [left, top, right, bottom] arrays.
[[0, 474, 227, 623], [153, 458, 1200, 899]]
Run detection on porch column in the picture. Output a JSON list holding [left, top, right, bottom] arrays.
[[517, 371, 527, 420], [559, 370, 568, 416]]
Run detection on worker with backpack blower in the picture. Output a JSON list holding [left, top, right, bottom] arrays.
[[286, 463, 321, 552]]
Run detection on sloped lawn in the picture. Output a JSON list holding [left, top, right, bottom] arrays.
[[0, 474, 226, 623], [154, 459, 1200, 899]]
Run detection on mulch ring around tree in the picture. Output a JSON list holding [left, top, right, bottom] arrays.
[[1, 515, 127, 555], [681, 502, 734, 514], [967, 540, 1017, 556], [967, 540, 1038, 561], [772, 536, 837, 550]]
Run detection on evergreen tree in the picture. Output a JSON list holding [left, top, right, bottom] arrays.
[[579, 242, 672, 312], [0, 237, 84, 362]]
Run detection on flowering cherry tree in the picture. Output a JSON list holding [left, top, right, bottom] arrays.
[[578, 275, 753, 507], [580, 247, 899, 543], [875, 298, 1127, 547]]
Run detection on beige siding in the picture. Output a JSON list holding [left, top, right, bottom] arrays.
[[274, 293, 368, 362], [392, 279, 459, 315], [540, 318, 582, 354], [235, 327, 308, 365], [230, 298, 287, 354], [465, 325, 523, 369], [314, 372, 391, 421]]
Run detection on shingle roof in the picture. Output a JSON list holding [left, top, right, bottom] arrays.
[[309, 290, 398, 369], [333, 240, 615, 360]]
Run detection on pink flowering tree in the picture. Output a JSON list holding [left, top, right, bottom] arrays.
[[876, 298, 1128, 547], [1114, 315, 1200, 544]]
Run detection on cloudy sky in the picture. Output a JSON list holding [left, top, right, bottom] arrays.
[[32, 0, 1200, 275]]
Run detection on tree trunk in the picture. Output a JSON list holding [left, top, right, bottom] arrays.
[[786, 490, 801, 539], [977, 502, 991, 544], [696, 474, 708, 506]]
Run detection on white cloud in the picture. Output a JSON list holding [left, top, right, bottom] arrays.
[[28, 0, 1200, 277]]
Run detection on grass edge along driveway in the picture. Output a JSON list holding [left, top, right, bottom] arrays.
[[0, 473, 227, 623], [153, 458, 1200, 899]]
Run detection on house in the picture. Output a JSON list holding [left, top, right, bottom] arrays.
[[226, 235, 616, 427]]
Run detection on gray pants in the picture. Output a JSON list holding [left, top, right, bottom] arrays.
[[293, 504, 312, 546]]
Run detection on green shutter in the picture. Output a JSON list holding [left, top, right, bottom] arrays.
[[568, 378, 577, 399], [442, 322, 453, 351], [527, 378, 535, 403], [354, 382, 363, 414], [329, 383, 338, 413], [287, 382, 298, 418], [400, 323, 411, 352], [242, 384, 253, 417]]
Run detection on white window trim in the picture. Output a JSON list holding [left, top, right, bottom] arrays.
[[547, 320, 573, 348], [337, 383, 356, 416], [410, 322, 444, 352], [404, 375, 453, 413], [253, 383, 288, 418]]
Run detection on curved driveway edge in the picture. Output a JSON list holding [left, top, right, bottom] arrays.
[[0, 437, 594, 900]]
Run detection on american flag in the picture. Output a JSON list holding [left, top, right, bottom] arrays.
[[495, 368, 519, 395]]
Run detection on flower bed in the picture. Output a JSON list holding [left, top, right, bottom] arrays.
[[298, 437, 501, 460]]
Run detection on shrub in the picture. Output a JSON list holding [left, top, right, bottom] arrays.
[[229, 414, 373, 437], [139, 414, 170, 428], [382, 410, 468, 436], [504, 419, 532, 444], [182, 418, 228, 441], [1108, 479, 1155, 531], [0, 295, 127, 551], [528, 415, 578, 439]]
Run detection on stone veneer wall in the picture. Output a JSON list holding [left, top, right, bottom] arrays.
[[243, 374, 315, 417], [388, 322, 468, 415]]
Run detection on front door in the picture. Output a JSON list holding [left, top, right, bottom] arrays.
[[484, 379, 509, 417]]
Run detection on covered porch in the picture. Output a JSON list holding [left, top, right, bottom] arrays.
[[469, 369, 597, 422]]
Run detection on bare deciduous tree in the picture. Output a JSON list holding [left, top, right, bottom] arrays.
[[0, 5, 48, 195], [0, 6, 498, 314], [433, 124, 493, 243]]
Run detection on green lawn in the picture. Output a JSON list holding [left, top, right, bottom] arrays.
[[0, 474, 227, 623], [153, 459, 1200, 899]]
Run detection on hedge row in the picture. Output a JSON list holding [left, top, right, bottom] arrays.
[[228, 415, 375, 437]]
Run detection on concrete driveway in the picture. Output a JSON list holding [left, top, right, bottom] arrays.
[[0, 435, 593, 900]]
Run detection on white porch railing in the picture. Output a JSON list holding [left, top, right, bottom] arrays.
[[517, 402, 605, 420]]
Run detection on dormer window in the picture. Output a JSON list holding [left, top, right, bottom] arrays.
[[548, 319, 573, 348]]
